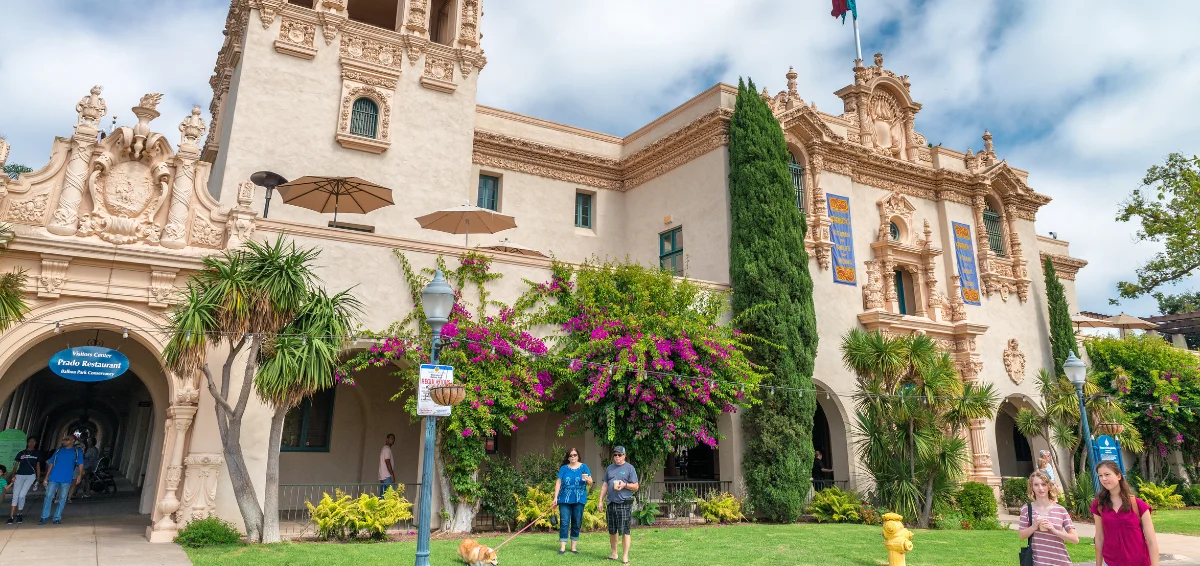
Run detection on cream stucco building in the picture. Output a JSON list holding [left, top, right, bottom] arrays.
[[0, 0, 1091, 541]]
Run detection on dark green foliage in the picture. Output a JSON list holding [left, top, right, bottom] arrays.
[[480, 457, 524, 528], [174, 517, 243, 548], [1180, 484, 1200, 507], [956, 482, 998, 522], [1155, 291, 1200, 349], [1001, 477, 1029, 509], [728, 78, 819, 523], [1044, 257, 1077, 375], [518, 444, 565, 492], [3, 163, 33, 180]]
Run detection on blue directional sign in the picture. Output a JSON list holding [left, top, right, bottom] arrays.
[[49, 346, 130, 382], [1094, 434, 1124, 473]]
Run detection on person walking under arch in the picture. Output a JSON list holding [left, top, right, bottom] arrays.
[[598, 446, 639, 566], [1092, 461, 1160, 566], [379, 433, 396, 496], [1018, 470, 1078, 565], [9, 438, 41, 524], [40, 435, 83, 525], [551, 447, 592, 555]]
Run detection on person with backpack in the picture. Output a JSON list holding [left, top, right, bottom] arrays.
[[40, 435, 83, 525]]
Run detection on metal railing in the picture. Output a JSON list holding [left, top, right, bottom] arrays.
[[638, 480, 732, 502], [278, 482, 419, 538], [811, 480, 850, 492]]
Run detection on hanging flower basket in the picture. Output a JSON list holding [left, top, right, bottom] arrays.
[[1094, 422, 1125, 436], [429, 383, 467, 407]]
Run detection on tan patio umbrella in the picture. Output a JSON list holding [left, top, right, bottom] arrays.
[[275, 176, 394, 225], [479, 238, 547, 258], [1071, 313, 1112, 332], [1106, 313, 1158, 337], [415, 204, 516, 247]]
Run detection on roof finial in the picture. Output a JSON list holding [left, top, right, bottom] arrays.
[[874, 52, 884, 68], [786, 66, 799, 101], [982, 129, 994, 154]]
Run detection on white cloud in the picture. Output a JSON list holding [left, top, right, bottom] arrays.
[[2, 0, 1198, 316]]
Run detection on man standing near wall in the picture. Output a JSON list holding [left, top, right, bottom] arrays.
[[598, 446, 639, 566], [40, 435, 83, 525], [379, 433, 395, 496]]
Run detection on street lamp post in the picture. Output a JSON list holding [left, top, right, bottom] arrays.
[[1064, 351, 1100, 492], [416, 269, 455, 566]]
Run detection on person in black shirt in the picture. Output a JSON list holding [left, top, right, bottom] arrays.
[[9, 438, 41, 524], [812, 450, 834, 492]]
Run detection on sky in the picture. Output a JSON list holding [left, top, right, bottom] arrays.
[[2, 0, 1198, 317]]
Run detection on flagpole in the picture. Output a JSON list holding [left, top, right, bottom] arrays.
[[852, 15, 863, 63]]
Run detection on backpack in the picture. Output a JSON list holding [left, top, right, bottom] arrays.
[[52, 447, 83, 471]]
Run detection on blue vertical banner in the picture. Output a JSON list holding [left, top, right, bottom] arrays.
[[827, 194, 857, 286], [951, 222, 982, 306]]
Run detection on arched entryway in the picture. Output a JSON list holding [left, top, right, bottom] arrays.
[[995, 396, 1037, 479], [812, 379, 853, 491]]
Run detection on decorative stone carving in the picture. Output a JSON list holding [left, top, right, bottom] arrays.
[[275, 18, 317, 59], [75, 85, 107, 128], [5, 194, 49, 224], [190, 218, 224, 248], [458, 0, 480, 48], [151, 405, 197, 539], [179, 453, 225, 526], [342, 69, 397, 89], [340, 33, 404, 71], [163, 109, 204, 249], [254, 0, 284, 28], [948, 276, 968, 323], [1003, 338, 1026, 385], [149, 267, 179, 309], [868, 90, 906, 159], [421, 54, 457, 93], [405, 0, 429, 35], [178, 106, 207, 147], [316, 0, 347, 45], [877, 191, 916, 242], [336, 85, 392, 153], [37, 255, 70, 298], [862, 260, 885, 310], [76, 129, 173, 245]]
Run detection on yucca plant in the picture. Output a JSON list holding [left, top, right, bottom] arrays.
[[0, 223, 29, 333]]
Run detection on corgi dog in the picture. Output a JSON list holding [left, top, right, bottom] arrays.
[[458, 538, 499, 566]]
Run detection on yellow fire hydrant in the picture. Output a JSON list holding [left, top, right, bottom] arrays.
[[882, 512, 913, 566]]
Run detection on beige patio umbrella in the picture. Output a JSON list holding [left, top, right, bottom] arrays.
[[275, 176, 394, 225], [1071, 313, 1112, 332], [1106, 313, 1158, 337], [479, 238, 547, 258], [415, 204, 516, 247]]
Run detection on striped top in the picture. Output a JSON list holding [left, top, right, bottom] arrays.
[[1020, 503, 1075, 566]]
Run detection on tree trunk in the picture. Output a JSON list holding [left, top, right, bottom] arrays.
[[210, 338, 266, 543], [260, 404, 289, 543], [919, 470, 936, 528]]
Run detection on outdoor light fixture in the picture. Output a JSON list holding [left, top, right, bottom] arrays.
[[419, 269, 454, 335], [1064, 350, 1100, 490], [415, 269, 458, 566], [1064, 351, 1087, 386], [250, 170, 287, 218], [122, 328, 129, 339]]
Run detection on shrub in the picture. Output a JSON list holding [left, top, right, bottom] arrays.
[[174, 517, 242, 548], [480, 456, 523, 529], [1001, 477, 1029, 509], [662, 487, 698, 517], [933, 511, 965, 531], [306, 487, 414, 541], [970, 516, 1005, 530], [859, 504, 884, 526], [519, 445, 566, 492], [1063, 476, 1094, 520], [1136, 481, 1186, 510], [805, 487, 863, 524], [582, 488, 606, 531], [515, 486, 555, 531], [632, 500, 659, 526], [1180, 484, 1200, 507], [957, 482, 998, 521], [696, 491, 747, 524]]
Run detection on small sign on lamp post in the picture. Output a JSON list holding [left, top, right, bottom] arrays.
[[417, 364, 454, 417]]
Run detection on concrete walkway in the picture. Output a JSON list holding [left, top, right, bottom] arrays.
[[1002, 512, 1200, 565], [0, 491, 191, 565]]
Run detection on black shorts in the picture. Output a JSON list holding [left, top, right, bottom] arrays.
[[606, 500, 633, 535]]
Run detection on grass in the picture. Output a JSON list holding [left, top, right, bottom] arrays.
[[186, 523, 1098, 566], [1153, 509, 1200, 536]]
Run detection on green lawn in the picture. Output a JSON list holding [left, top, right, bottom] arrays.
[[186, 523, 1097, 566], [1153, 509, 1200, 536]]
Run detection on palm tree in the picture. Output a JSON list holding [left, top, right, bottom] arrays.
[[163, 236, 358, 543], [842, 328, 998, 528], [0, 223, 29, 333]]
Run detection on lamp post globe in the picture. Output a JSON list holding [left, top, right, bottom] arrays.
[[1064, 351, 1087, 386], [1064, 351, 1100, 492], [415, 269, 455, 566]]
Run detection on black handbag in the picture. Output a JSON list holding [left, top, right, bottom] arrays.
[[1019, 502, 1034, 566]]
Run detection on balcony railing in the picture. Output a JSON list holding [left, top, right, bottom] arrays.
[[278, 482, 419, 538], [638, 480, 732, 502]]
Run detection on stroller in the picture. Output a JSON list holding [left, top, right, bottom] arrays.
[[88, 456, 117, 495]]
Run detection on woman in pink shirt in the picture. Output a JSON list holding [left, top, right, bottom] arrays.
[[1019, 470, 1078, 566], [1091, 461, 1160, 566]]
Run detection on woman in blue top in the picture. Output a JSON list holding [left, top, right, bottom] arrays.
[[551, 447, 592, 554]]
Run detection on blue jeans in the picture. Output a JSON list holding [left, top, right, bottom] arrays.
[[558, 502, 584, 542], [41, 481, 71, 521], [379, 478, 394, 497]]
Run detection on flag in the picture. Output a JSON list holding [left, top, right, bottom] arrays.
[[831, 0, 857, 23]]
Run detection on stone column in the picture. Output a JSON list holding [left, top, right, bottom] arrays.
[[162, 107, 205, 249], [49, 86, 106, 236], [967, 417, 996, 483], [903, 109, 919, 163], [179, 453, 225, 528], [149, 404, 197, 542], [717, 410, 744, 497]]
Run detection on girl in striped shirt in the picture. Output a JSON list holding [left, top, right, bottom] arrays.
[[1019, 470, 1079, 566]]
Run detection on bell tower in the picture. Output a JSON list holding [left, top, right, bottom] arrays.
[[203, 0, 486, 230]]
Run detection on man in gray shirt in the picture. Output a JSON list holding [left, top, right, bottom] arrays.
[[597, 446, 639, 565]]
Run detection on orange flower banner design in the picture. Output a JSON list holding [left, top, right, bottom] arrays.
[[827, 194, 857, 286], [951, 221, 982, 306]]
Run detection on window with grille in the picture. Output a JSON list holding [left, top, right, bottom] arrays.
[[789, 153, 806, 213], [659, 227, 683, 275], [349, 98, 379, 139], [575, 192, 593, 229], [890, 222, 901, 241], [281, 388, 335, 452], [983, 203, 1006, 256], [893, 270, 908, 315], [478, 174, 499, 211]]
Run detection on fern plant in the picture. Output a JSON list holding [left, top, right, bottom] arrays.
[[306, 487, 413, 541], [582, 488, 607, 531], [805, 487, 862, 523], [1137, 481, 1185, 510], [695, 491, 746, 524], [515, 486, 555, 531]]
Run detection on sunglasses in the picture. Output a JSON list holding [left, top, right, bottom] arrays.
[[568, 453, 579, 457], [612, 453, 624, 457]]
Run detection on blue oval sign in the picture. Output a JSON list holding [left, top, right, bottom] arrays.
[[49, 346, 130, 382]]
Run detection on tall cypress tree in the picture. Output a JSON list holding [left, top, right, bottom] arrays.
[[1044, 256, 1077, 375], [728, 79, 819, 522]]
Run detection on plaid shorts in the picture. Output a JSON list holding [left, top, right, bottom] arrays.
[[606, 500, 633, 535]]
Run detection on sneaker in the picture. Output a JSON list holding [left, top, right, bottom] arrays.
[[5, 517, 12, 525], [37, 519, 46, 525], [52, 519, 60, 525], [16, 514, 22, 524]]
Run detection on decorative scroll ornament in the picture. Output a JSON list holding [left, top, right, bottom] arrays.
[[1003, 339, 1026, 385]]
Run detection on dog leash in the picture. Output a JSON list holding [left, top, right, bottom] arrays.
[[493, 507, 555, 551]]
